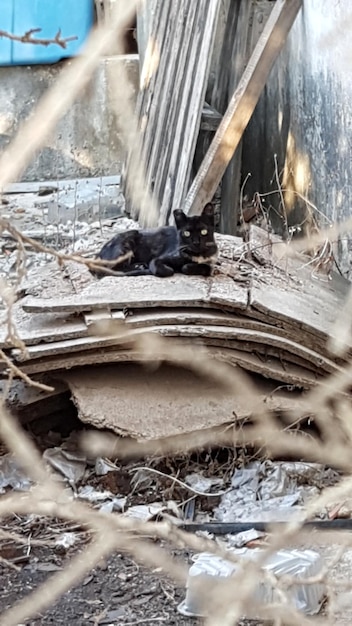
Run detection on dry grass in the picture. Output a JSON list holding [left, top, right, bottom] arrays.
[[1, 4, 352, 626]]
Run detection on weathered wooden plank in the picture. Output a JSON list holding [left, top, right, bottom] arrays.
[[0, 307, 87, 349], [18, 342, 317, 388], [207, 276, 249, 310], [2, 301, 337, 359], [207, 0, 252, 235], [147, 1, 199, 221], [141, 0, 185, 192], [18, 348, 144, 375], [162, 0, 220, 223], [122, 309, 344, 359], [136, 0, 160, 70], [12, 324, 338, 375], [120, 308, 254, 329], [124, 0, 180, 215], [250, 275, 348, 341], [16, 342, 220, 375], [126, 0, 220, 226], [211, 347, 317, 389], [20, 261, 349, 354], [21, 275, 212, 314], [184, 0, 303, 216], [167, 326, 339, 372], [205, 339, 335, 375], [209, 0, 242, 114]]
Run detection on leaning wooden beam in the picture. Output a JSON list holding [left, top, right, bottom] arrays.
[[184, 0, 303, 216]]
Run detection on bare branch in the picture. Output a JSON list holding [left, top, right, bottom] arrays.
[[0, 28, 78, 49]]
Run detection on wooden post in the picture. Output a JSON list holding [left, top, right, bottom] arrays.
[[184, 0, 303, 217]]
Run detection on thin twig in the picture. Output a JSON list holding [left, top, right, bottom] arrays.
[[0, 28, 77, 49], [274, 153, 289, 240], [129, 466, 231, 497], [0, 349, 54, 393]]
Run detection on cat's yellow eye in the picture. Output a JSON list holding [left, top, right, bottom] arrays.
[[201, 229, 208, 236], [183, 230, 191, 237]]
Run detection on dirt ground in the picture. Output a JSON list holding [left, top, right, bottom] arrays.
[[0, 424, 349, 625], [0, 427, 351, 624], [0, 537, 260, 625], [0, 544, 193, 625], [2, 530, 352, 625]]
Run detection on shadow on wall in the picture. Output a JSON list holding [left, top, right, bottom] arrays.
[[241, 67, 351, 245], [241, 0, 352, 266], [240, 74, 316, 240]]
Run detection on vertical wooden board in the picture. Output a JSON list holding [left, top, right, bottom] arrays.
[[206, 0, 232, 100], [209, 0, 242, 114], [148, 2, 199, 212], [136, 0, 160, 70], [125, 0, 220, 226], [140, 1, 180, 171], [168, 0, 221, 222], [123, 0, 169, 211]]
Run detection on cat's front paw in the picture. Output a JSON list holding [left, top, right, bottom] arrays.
[[182, 263, 212, 276], [151, 263, 174, 277], [158, 267, 174, 277]]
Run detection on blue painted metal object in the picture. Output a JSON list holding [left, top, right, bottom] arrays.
[[0, 0, 94, 66], [0, 1, 13, 64]]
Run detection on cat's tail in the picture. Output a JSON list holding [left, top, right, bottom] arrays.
[[90, 263, 126, 278]]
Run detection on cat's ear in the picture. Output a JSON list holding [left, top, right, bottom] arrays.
[[201, 203, 215, 222], [173, 209, 188, 229]]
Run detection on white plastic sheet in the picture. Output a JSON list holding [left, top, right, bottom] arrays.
[[178, 547, 326, 618]]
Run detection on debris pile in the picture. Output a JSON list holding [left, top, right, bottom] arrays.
[[0, 224, 349, 440]]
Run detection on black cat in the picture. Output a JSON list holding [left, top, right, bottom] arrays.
[[94, 203, 218, 278]]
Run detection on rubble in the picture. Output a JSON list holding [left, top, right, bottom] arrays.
[[0, 180, 350, 623], [213, 460, 337, 523], [1, 222, 350, 442]]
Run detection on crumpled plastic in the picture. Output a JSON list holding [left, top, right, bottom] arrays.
[[43, 447, 87, 485], [55, 532, 78, 549], [124, 503, 167, 522], [185, 472, 224, 493], [95, 457, 118, 476], [0, 454, 33, 493], [226, 528, 265, 548], [178, 547, 326, 618], [214, 460, 335, 523], [77, 485, 126, 512]]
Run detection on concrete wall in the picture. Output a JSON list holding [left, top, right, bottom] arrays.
[[0, 54, 139, 182], [241, 0, 352, 276]]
